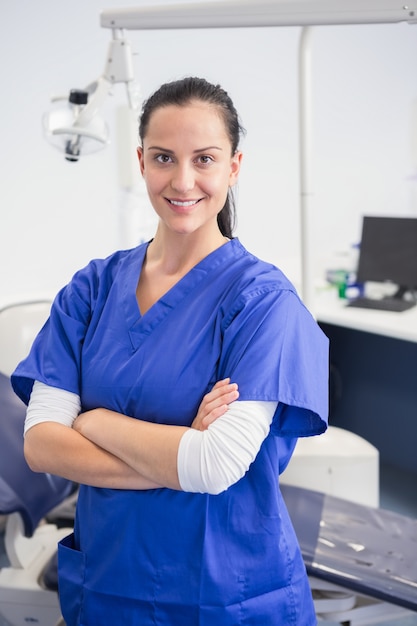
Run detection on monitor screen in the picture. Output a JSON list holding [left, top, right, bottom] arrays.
[[356, 216, 417, 292]]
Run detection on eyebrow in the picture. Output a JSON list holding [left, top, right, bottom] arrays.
[[147, 145, 223, 153]]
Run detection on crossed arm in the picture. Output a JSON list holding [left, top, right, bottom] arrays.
[[24, 379, 239, 491]]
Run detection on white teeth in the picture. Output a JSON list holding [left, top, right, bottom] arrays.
[[170, 199, 198, 207]]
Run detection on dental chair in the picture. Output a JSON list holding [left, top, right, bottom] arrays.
[[0, 301, 75, 626], [282, 483, 417, 625], [280, 424, 416, 624]]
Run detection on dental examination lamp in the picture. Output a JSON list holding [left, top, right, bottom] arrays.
[[43, 32, 136, 162], [43, 0, 417, 163], [42, 0, 417, 305]]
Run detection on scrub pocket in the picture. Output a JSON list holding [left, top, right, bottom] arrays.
[[58, 532, 86, 626]]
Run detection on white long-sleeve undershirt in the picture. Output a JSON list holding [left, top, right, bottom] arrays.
[[25, 380, 81, 434], [177, 400, 276, 494], [25, 381, 276, 495]]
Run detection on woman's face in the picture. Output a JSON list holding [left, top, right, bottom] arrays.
[[137, 101, 242, 238]]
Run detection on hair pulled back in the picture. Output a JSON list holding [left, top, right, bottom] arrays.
[[139, 77, 245, 238]]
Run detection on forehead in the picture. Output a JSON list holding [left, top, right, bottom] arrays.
[[144, 101, 229, 144]]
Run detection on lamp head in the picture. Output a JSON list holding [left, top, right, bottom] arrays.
[[43, 86, 109, 162]]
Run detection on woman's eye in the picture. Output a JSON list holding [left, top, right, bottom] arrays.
[[197, 155, 213, 165], [155, 154, 173, 164]]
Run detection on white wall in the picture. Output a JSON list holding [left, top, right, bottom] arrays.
[[2, 0, 417, 305]]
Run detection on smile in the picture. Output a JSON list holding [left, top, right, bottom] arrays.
[[168, 199, 201, 207]]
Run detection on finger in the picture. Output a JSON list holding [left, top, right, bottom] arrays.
[[203, 385, 238, 411], [202, 389, 240, 427], [200, 405, 229, 429], [211, 378, 231, 390], [209, 381, 238, 399]]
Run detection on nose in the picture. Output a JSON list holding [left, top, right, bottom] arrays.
[[171, 162, 195, 194]]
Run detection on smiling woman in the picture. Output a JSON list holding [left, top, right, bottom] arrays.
[[12, 77, 329, 625]]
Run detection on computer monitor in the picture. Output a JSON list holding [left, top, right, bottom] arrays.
[[351, 216, 417, 311], [357, 215, 417, 290]]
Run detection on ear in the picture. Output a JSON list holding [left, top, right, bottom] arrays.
[[137, 146, 145, 175], [229, 151, 243, 186]]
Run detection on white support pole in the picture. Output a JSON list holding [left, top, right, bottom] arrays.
[[298, 26, 315, 313]]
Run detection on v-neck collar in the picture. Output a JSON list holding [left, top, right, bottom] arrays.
[[122, 238, 245, 350]]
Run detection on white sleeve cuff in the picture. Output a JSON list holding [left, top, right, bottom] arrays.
[[25, 380, 81, 436], [177, 400, 277, 495]]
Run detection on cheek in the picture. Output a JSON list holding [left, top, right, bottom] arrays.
[[204, 170, 231, 194], [143, 169, 165, 194]]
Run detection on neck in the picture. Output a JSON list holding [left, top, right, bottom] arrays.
[[147, 225, 229, 275]]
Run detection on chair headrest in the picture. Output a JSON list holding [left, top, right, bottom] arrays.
[[0, 372, 75, 537]]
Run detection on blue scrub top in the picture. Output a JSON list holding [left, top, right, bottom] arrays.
[[12, 239, 328, 626]]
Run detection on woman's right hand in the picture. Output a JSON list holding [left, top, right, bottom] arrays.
[[191, 378, 239, 432]]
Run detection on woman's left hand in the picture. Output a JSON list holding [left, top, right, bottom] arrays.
[[191, 378, 239, 431]]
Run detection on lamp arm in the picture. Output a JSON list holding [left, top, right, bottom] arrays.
[[74, 77, 112, 129], [100, 0, 417, 30], [102, 31, 135, 86], [75, 29, 137, 129]]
